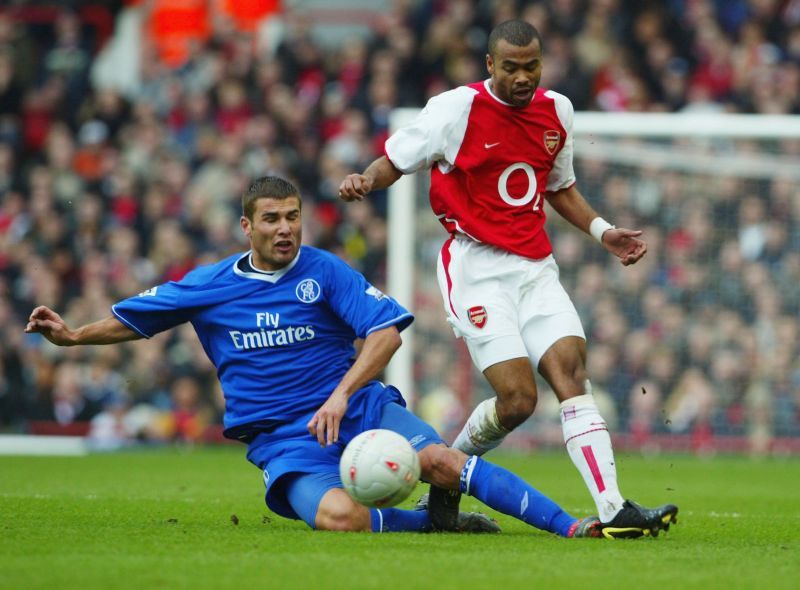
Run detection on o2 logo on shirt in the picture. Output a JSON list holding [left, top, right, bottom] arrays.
[[295, 279, 321, 303], [497, 162, 542, 211]]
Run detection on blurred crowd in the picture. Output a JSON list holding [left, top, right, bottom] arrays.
[[0, 0, 798, 452]]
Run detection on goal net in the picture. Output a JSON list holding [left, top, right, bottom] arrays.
[[386, 109, 800, 454]]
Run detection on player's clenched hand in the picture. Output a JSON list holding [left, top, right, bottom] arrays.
[[24, 306, 76, 346], [602, 228, 647, 266], [307, 389, 349, 447], [338, 174, 373, 202]]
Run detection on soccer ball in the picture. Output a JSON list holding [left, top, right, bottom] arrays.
[[339, 429, 421, 508]]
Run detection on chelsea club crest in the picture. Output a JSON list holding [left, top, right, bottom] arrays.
[[296, 279, 321, 303]]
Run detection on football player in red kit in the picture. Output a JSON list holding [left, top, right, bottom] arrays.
[[339, 19, 678, 539]]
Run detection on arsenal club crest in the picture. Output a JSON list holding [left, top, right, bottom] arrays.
[[468, 305, 487, 329], [543, 130, 561, 154]]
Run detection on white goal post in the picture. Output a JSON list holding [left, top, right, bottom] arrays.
[[386, 109, 800, 411]]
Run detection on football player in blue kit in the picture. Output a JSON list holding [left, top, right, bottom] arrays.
[[26, 176, 603, 537]]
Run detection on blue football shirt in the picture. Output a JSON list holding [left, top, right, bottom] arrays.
[[112, 246, 414, 433]]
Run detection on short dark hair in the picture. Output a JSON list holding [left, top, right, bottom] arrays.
[[488, 19, 543, 56], [242, 176, 301, 219]]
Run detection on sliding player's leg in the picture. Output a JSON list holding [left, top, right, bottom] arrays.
[[417, 444, 601, 538], [378, 401, 500, 533], [281, 461, 496, 533], [285, 473, 431, 532], [381, 398, 599, 538], [250, 411, 433, 533]]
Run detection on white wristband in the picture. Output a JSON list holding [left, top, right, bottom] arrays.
[[589, 217, 615, 243]]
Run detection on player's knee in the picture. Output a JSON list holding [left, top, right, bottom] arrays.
[[316, 505, 369, 531], [562, 365, 588, 392], [418, 445, 463, 488], [539, 338, 588, 397], [315, 491, 371, 531], [497, 389, 537, 428]]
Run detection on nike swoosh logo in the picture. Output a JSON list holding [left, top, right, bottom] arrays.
[[484, 142, 500, 149]]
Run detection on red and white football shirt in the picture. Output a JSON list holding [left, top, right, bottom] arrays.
[[385, 80, 576, 260]]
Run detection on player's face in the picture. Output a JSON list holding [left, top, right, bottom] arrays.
[[487, 38, 543, 107], [241, 196, 302, 271]]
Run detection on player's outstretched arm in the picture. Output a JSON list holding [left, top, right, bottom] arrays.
[[25, 306, 142, 346], [307, 326, 402, 447], [338, 156, 403, 202], [547, 185, 647, 266]]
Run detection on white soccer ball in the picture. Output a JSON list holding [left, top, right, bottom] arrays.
[[339, 429, 421, 508]]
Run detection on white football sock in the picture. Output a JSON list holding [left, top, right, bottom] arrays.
[[452, 397, 510, 456], [560, 387, 625, 523]]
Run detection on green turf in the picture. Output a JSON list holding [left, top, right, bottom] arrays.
[[1, 447, 798, 590]]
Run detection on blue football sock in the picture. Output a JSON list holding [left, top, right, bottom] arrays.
[[370, 508, 432, 532], [460, 456, 576, 537]]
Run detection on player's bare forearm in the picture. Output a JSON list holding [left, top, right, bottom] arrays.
[[25, 306, 141, 346], [547, 185, 647, 265], [364, 156, 403, 191], [308, 326, 402, 445], [335, 326, 402, 398], [71, 317, 142, 345], [546, 184, 599, 234], [339, 156, 403, 201]]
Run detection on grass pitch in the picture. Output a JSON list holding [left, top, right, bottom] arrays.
[[1, 447, 798, 590]]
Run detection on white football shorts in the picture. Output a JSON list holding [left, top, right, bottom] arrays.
[[436, 235, 585, 372]]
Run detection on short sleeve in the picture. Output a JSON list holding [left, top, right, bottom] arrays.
[[323, 256, 413, 338], [545, 91, 577, 192], [384, 86, 477, 174], [112, 282, 195, 338]]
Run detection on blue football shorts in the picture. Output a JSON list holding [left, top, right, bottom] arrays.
[[246, 383, 444, 528]]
